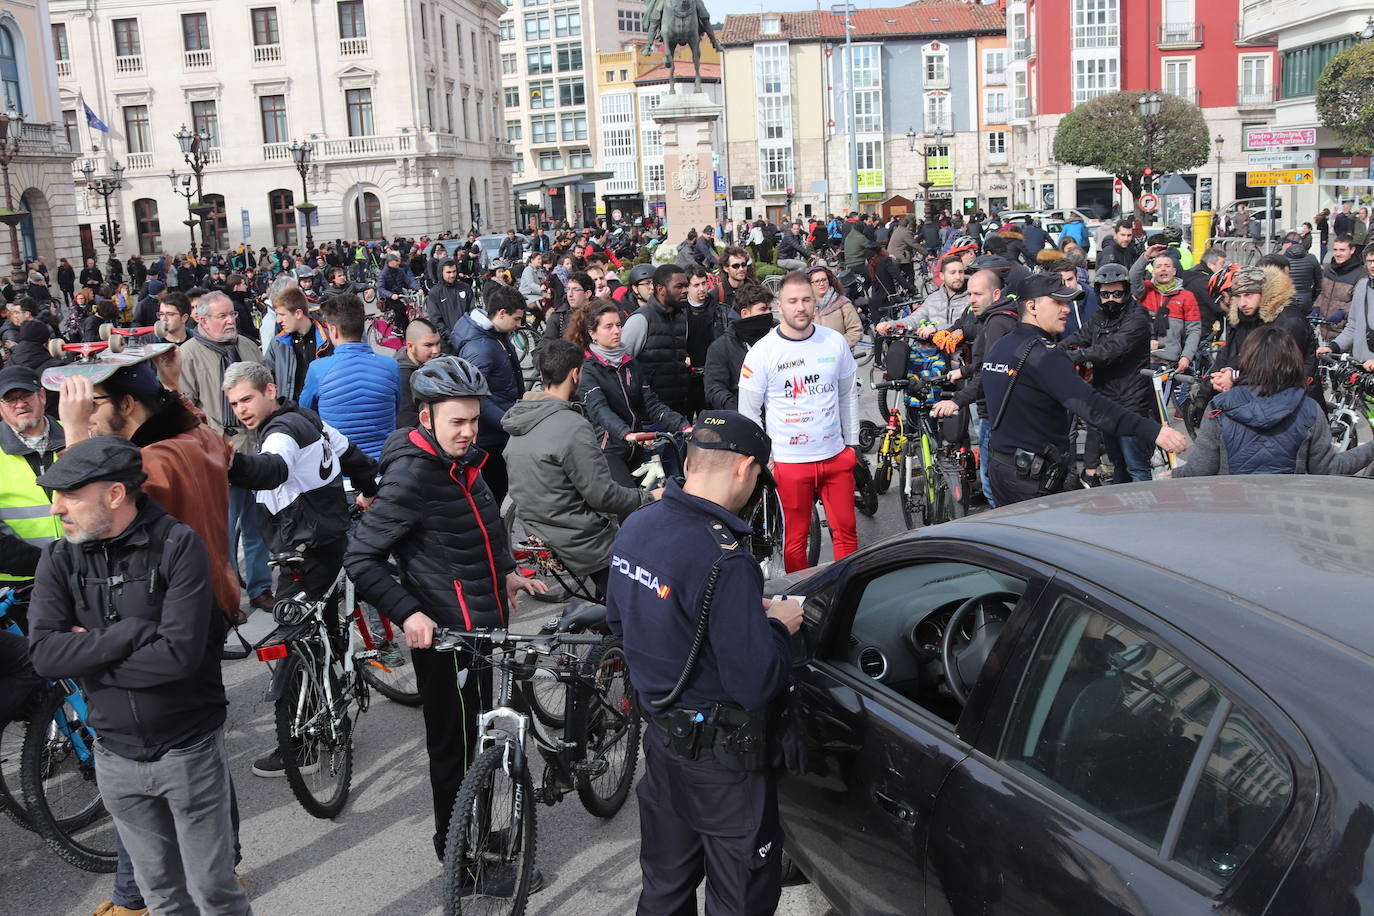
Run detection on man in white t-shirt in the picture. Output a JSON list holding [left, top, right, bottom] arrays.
[[737, 271, 860, 572]]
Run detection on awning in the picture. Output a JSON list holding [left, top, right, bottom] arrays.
[[512, 171, 614, 193]]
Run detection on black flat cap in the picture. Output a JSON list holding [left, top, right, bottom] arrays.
[[688, 411, 775, 486], [0, 365, 40, 396], [36, 436, 145, 492]]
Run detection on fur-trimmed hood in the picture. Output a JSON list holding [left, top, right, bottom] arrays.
[[1228, 266, 1293, 326], [999, 228, 1024, 241]]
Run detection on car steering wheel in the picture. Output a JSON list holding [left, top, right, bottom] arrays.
[[940, 591, 1019, 705]]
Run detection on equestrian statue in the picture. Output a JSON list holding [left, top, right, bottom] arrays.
[[643, 0, 721, 94]]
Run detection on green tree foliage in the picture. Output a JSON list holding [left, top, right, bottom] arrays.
[[1318, 42, 1374, 156], [1053, 90, 1211, 200]]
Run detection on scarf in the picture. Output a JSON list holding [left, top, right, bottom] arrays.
[[1153, 276, 1181, 296], [200, 335, 245, 430], [818, 288, 844, 317], [590, 342, 626, 365]]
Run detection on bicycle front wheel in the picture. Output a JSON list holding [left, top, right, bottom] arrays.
[[20, 684, 115, 872], [355, 605, 421, 707], [443, 744, 537, 916], [275, 654, 353, 819], [746, 487, 787, 581], [1, 710, 34, 830], [900, 458, 925, 532], [575, 639, 641, 818]]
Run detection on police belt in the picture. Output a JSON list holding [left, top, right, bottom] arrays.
[[644, 700, 773, 772]]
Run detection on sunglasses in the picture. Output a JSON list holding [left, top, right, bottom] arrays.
[[1098, 289, 1128, 300], [726, 262, 747, 269]]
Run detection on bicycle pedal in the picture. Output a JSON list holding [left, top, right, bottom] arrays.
[[573, 758, 609, 778]]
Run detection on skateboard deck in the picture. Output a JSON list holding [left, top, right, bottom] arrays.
[[42, 342, 176, 391]]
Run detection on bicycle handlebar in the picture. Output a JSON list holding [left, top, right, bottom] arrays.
[[872, 373, 952, 393], [431, 626, 604, 653], [1139, 367, 1195, 382]]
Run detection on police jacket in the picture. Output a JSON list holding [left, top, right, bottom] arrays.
[[345, 427, 516, 631], [0, 419, 63, 583], [1061, 302, 1155, 418], [982, 322, 1161, 457], [606, 480, 790, 715], [627, 299, 691, 414], [452, 310, 525, 449], [27, 499, 228, 755], [578, 348, 687, 460], [228, 401, 379, 553]]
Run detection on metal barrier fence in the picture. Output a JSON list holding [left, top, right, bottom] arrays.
[[1205, 236, 1265, 267]]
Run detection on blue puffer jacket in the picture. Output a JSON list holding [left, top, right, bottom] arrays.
[[300, 341, 402, 459], [451, 310, 524, 448], [1213, 386, 1318, 475]]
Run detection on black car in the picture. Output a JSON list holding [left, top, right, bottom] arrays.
[[771, 477, 1374, 914]]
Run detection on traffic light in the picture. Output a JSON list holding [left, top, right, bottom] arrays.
[[111, 220, 121, 245], [98, 224, 108, 246]]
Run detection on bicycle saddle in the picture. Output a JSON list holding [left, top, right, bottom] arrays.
[[558, 601, 609, 634]]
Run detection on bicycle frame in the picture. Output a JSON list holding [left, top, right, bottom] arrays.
[[904, 408, 942, 515], [2, 591, 97, 767]]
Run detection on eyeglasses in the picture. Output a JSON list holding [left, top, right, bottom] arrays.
[[1098, 289, 1128, 300], [1, 390, 39, 404], [157, 311, 182, 319], [207, 311, 236, 321], [809, 276, 828, 284]]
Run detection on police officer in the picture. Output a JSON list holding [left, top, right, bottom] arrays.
[[981, 274, 1190, 505], [607, 410, 804, 916]]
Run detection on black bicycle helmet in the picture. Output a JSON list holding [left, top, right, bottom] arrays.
[[410, 355, 490, 403], [628, 263, 656, 285], [1093, 263, 1129, 287], [1162, 226, 1183, 244]]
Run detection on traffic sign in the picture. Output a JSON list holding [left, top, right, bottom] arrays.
[[1246, 150, 1316, 168], [1244, 127, 1316, 149], [1246, 169, 1314, 187], [1138, 192, 1158, 213]]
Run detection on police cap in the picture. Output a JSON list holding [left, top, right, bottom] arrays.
[[1017, 273, 1086, 303], [688, 411, 776, 486]]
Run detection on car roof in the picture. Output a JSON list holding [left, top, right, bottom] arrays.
[[947, 477, 1374, 656]]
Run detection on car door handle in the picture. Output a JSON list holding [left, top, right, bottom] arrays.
[[874, 790, 917, 824]]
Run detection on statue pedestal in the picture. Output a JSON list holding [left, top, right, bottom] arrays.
[[652, 92, 721, 237]]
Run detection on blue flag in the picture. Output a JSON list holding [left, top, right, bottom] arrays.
[[83, 100, 108, 133]]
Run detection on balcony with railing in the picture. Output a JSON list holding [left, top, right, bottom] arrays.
[[985, 69, 1006, 86], [1012, 36, 1034, 60], [18, 122, 75, 156], [1164, 85, 1199, 105], [1240, 0, 1344, 44], [985, 107, 1009, 125], [126, 152, 154, 170], [184, 48, 213, 69], [54, 59, 71, 80], [262, 141, 291, 161], [253, 43, 282, 64], [1012, 97, 1034, 121], [1157, 22, 1202, 48], [339, 37, 369, 57], [924, 72, 950, 90], [314, 133, 415, 159], [1237, 84, 1276, 108], [114, 54, 143, 75]]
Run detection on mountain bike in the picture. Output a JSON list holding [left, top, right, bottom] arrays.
[[2, 588, 116, 872], [1180, 332, 1221, 439], [873, 375, 967, 529], [744, 480, 820, 580], [435, 625, 640, 916], [254, 555, 371, 819], [1320, 353, 1374, 451], [1142, 364, 1194, 472]]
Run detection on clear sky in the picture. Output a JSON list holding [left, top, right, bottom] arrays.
[[705, 0, 887, 24]]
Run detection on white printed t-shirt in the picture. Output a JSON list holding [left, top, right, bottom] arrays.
[[737, 325, 857, 463]]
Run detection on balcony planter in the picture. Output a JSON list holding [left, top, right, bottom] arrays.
[[0, 209, 30, 228]]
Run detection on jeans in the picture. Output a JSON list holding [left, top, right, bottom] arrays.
[[228, 485, 271, 599], [1101, 433, 1154, 484], [976, 417, 996, 508], [95, 729, 251, 915], [113, 779, 243, 909], [773, 447, 859, 573]]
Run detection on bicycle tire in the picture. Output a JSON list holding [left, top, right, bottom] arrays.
[[900, 458, 924, 532], [275, 654, 353, 819], [746, 487, 787, 580], [355, 605, 421, 707], [511, 328, 540, 389], [575, 639, 641, 818], [20, 684, 115, 872], [853, 458, 879, 518], [442, 744, 537, 916], [932, 466, 966, 526], [857, 420, 879, 453], [807, 505, 822, 568], [0, 713, 33, 830]]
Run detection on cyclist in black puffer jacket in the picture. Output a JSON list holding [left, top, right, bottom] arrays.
[[344, 355, 546, 864]]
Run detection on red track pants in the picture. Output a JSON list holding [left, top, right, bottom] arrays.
[[774, 447, 859, 573]]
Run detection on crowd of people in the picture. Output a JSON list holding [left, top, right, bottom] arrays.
[[5, 195, 1374, 914]]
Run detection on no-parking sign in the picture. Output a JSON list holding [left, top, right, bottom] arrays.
[[1138, 193, 1159, 213]]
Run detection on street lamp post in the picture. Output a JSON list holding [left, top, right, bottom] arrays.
[[169, 170, 199, 251], [1213, 134, 1224, 215], [0, 109, 28, 285], [288, 140, 315, 251], [538, 181, 548, 226], [81, 158, 125, 262], [1138, 92, 1162, 217], [929, 127, 946, 218], [174, 123, 214, 254], [911, 125, 933, 216]]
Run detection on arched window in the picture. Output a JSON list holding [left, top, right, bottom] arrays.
[[0, 26, 22, 113], [356, 191, 382, 239], [202, 193, 227, 251], [134, 198, 161, 255], [469, 177, 480, 229], [18, 191, 34, 260], [269, 188, 295, 247]]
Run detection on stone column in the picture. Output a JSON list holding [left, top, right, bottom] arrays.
[[652, 92, 721, 240]]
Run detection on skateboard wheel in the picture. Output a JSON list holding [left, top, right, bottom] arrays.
[[108, 333, 124, 354], [99, 322, 113, 341], [154, 319, 167, 339], [48, 339, 65, 359]]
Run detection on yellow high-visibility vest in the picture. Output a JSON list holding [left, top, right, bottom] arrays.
[[0, 437, 61, 581]]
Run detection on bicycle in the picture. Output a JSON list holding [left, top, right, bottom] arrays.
[[1141, 364, 1195, 472], [1320, 353, 1374, 451], [1, 588, 117, 872], [743, 479, 821, 580], [873, 374, 968, 530], [435, 625, 640, 915], [624, 429, 686, 492]]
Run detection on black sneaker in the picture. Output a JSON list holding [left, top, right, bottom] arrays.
[[251, 748, 319, 778]]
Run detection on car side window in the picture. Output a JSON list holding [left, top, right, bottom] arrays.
[[999, 596, 1292, 884], [826, 559, 1027, 727]]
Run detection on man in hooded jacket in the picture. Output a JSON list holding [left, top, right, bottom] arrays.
[[425, 258, 474, 353], [704, 284, 775, 411]]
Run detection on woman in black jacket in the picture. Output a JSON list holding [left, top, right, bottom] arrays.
[[78, 257, 102, 293], [56, 258, 75, 307], [863, 244, 916, 317], [81, 297, 119, 342], [573, 300, 688, 486]]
